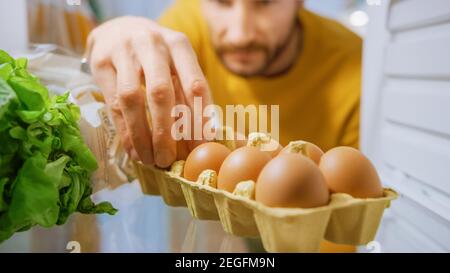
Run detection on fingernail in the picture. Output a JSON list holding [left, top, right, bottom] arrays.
[[142, 149, 154, 165], [155, 148, 175, 168], [130, 149, 140, 162]]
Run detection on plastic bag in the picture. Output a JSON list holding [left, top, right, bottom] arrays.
[[26, 44, 135, 192]]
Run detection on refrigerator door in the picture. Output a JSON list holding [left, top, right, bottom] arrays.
[[361, 0, 450, 252]]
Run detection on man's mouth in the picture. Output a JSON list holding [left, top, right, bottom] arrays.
[[223, 49, 263, 63]]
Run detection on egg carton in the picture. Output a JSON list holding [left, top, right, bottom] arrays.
[[133, 161, 186, 207], [133, 162, 397, 252]]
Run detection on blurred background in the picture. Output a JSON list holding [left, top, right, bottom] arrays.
[[1, 0, 449, 253], [0, 0, 372, 55], [1, 0, 373, 253]]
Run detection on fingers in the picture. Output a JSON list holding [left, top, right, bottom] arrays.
[[88, 22, 210, 168], [134, 33, 177, 168], [164, 31, 213, 106], [163, 30, 213, 149], [84, 30, 95, 60], [113, 49, 154, 165], [91, 63, 136, 161], [172, 75, 192, 160]]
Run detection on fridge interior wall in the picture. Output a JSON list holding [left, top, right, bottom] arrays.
[[361, 0, 450, 252], [0, 0, 28, 53]]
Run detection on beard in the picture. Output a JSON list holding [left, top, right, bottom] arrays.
[[213, 20, 300, 78]]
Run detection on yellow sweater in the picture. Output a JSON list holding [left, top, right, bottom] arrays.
[[159, 0, 362, 151]]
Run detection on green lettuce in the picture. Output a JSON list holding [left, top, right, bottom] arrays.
[[0, 49, 117, 243]]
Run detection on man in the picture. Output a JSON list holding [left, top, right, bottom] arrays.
[[87, 0, 361, 166], [87, 0, 361, 252]]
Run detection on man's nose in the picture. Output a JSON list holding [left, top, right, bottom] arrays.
[[226, 3, 256, 46]]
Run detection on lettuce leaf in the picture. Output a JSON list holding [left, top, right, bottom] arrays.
[[0, 49, 116, 243]]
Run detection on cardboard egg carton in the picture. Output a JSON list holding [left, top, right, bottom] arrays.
[[133, 161, 397, 253]]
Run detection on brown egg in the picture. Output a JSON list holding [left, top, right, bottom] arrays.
[[247, 132, 283, 157], [279, 140, 324, 165], [218, 146, 272, 192], [319, 146, 383, 198], [256, 153, 330, 208], [183, 142, 231, 181], [213, 126, 247, 151]]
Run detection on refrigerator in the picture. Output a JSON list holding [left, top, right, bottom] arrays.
[[0, 0, 449, 253], [361, 0, 450, 252]]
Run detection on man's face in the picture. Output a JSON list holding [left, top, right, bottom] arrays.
[[202, 0, 301, 77]]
